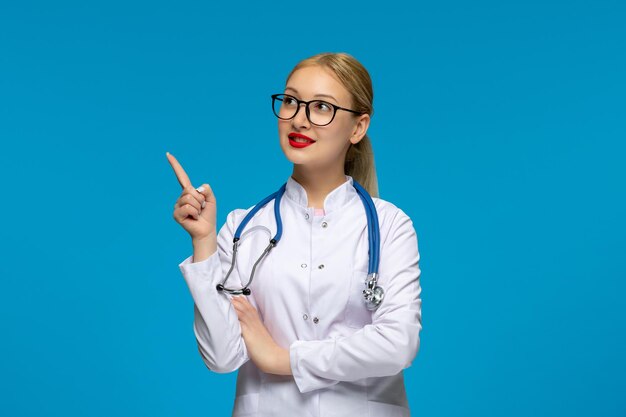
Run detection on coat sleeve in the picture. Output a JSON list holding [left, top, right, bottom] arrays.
[[289, 209, 422, 393], [178, 209, 250, 373]]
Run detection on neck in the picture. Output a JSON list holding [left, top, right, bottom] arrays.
[[291, 164, 348, 209]]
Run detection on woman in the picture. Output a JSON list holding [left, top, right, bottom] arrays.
[[167, 52, 422, 417]]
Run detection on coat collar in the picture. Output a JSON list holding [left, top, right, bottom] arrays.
[[284, 174, 357, 213]]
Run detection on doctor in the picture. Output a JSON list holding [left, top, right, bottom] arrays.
[[168, 52, 422, 417]]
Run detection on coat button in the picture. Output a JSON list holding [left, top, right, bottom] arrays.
[[321, 221, 328, 228], [313, 317, 319, 324], [305, 213, 310, 220], [301, 264, 307, 268], [303, 314, 308, 320], [318, 264, 324, 269]]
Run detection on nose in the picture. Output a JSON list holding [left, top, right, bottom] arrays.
[[292, 102, 311, 129]]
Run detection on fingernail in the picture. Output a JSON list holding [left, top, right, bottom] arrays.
[[201, 201, 206, 209], [196, 186, 205, 193]]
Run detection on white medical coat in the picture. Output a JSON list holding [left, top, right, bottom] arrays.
[[178, 175, 422, 417]]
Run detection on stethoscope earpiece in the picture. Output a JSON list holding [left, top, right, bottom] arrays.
[[217, 283, 251, 296]]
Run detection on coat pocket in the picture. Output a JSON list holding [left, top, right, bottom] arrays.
[[344, 269, 374, 329]]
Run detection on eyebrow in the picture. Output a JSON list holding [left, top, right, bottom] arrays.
[[284, 87, 338, 102]]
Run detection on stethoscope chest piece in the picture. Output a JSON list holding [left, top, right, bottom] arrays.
[[363, 272, 385, 310]]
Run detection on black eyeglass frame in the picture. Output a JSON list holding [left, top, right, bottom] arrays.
[[271, 93, 364, 126]]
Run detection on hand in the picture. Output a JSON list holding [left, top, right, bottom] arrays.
[[167, 152, 217, 240], [231, 296, 292, 376]]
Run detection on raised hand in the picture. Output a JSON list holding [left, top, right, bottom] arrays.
[[167, 152, 217, 241]]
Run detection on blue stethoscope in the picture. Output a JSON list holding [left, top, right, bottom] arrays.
[[216, 179, 385, 310]]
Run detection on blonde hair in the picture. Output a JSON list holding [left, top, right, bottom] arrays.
[[285, 52, 379, 198]]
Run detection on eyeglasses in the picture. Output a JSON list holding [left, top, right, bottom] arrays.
[[271, 93, 363, 126]]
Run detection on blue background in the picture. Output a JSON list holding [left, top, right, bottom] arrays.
[[1, 0, 624, 416]]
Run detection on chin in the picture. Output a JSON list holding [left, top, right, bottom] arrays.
[[283, 151, 308, 166]]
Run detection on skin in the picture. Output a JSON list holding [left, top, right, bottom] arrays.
[[231, 295, 292, 375], [279, 65, 371, 208], [167, 64, 371, 376]]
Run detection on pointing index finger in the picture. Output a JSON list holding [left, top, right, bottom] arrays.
[[166, 152, 192, 189]]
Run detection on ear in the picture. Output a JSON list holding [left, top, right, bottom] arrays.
[[350, 113, 371, 145]]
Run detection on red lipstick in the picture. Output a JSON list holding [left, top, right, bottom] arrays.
[[288, 132, 316, 149]]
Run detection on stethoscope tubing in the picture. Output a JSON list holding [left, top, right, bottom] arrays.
[[217, 179, 384, 308], [352, 180, 380, 275]]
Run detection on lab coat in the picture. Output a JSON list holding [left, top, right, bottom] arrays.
[[178, 175, 422, 417]]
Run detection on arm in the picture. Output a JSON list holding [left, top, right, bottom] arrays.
[[289, 210, 422, 393], [179, 210, 250, 373]]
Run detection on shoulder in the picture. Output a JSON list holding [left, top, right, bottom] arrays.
[[224, 198, 277, 228], [372, 196, 414, 228], [225, 204, 260, 225], [371, 196, 417, 244], [217, 205, 263, 243]]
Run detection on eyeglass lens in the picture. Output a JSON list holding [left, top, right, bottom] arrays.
[[272, 94, 335, 126]]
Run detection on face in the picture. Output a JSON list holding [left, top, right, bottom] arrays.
[[277, 65, 370, 172]]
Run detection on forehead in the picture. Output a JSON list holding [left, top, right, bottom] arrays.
[[285, 65, 350, 103]]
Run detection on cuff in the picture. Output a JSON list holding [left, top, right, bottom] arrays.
[[179, 250, 220, 276], [178, 251, 224, 294]]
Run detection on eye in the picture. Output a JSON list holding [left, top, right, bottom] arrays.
[[283, 96, 297, 106], [313, 101, 332, 112]]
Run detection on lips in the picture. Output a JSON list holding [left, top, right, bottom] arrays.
[[288, 132, 316, 143], [288, 132, 316, 149]]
